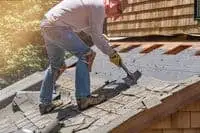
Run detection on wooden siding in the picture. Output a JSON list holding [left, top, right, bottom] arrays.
[[107, 0, 200, 37], [141, 99, 200, 133]]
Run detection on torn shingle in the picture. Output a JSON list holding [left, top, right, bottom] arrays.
[[142, 96, 162, 109]]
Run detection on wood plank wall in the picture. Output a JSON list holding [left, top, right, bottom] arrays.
[[141, 99, 200, 133], [107, 0, 200, 37]]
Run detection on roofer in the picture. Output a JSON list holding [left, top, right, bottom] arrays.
[[39, 0, 123, 114]]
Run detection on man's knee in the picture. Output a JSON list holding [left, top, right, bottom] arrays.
[[47, 61, 66, 79]]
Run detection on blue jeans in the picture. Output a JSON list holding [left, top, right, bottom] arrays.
[[40, 26, 91, 104]]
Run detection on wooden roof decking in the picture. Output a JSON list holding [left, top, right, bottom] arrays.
[[0, 42, 200, 133]]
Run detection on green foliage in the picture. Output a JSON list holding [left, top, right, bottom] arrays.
[[0, 0, 60, 88], [0, 44, 48, 87], [5, 44, 47, 74]]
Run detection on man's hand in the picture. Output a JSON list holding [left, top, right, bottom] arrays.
[[109, 51, 122, 67]]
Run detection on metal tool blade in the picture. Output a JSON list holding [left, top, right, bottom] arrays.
[[120, 62, 136, 79]]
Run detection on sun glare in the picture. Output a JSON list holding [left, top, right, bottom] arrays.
[[0, 0, 59, 86]]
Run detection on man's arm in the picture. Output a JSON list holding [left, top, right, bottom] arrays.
[[89, 5, 115, 56]]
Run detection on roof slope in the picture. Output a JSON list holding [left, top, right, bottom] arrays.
[[0, 42, 200, 133]]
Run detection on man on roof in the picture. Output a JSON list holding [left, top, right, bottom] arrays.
[[39, 0, 123, 114]]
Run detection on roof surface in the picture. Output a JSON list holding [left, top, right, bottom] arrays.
[[0, 41, 200, 133]]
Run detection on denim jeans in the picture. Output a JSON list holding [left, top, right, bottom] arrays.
[[40, 25, 91, 104]]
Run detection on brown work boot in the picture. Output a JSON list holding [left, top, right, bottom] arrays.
[[76, 95, 106, 110], [39, 100, 63, 115]]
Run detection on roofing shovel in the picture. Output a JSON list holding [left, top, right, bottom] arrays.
[[120, 61, 141, 85]]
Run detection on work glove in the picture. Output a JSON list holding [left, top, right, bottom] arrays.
[[109, 51, 122, 67]]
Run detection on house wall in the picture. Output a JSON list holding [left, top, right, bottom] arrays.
[[107, 0, 200, 37], [141, 99, 200, 133]]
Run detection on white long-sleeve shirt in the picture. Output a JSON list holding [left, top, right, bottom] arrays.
[[44, 0, 115, 56]]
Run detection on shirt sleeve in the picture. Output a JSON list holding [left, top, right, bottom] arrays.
[[88, 5, 115, 56]]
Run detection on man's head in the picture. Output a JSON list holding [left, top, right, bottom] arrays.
[[105, 0, 122, 20]]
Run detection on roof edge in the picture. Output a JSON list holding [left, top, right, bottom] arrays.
[[0, 72, 43, 109], [92, 75, 200, 133], [107, 33, 200, 42]]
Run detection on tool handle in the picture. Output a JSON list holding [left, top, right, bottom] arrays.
[[120, 62, 132, 77]]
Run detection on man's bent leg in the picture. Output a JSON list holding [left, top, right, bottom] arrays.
[[40, 41, 65, 103], [57, 29, 92, 99], [39, 29, 65, 114], [61, 30, 105, 110], [75, 56, 90, 99], [39, 65, 64, 114], [40, 66, 56, 104]]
